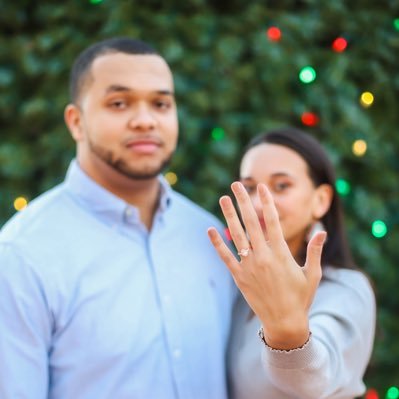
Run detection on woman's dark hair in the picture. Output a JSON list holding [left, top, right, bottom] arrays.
[[244, 126, 355, 270], [69, 37, 158, 103]]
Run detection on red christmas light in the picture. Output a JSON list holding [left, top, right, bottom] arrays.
[[332, 37, 348, 52], [301, 112, 319, 127], [267, 27, 282, 41], [365, 388, 379, 399], [224, 227, 232, 241]]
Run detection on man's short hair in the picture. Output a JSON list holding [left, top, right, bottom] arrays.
[[69, 37, 158, 103]]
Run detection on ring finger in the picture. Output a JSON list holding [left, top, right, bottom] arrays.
[[219, 195, 251, 258]]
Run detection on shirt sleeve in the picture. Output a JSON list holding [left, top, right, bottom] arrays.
[[0, 242, 52, 399], [261, 269, 376, 399]]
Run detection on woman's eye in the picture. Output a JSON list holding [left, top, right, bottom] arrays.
[[243, 185, 256, 194], [274, 182, 289, 192]]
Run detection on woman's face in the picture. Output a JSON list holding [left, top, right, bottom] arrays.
[[240, 143, 331, 258]]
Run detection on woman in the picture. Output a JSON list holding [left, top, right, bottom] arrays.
[[208, 127, 376, 399]]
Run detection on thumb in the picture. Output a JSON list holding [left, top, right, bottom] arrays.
[[303, 231, 327, 289]]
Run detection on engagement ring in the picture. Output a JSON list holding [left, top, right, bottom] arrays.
[[237, 248, 250, 257]]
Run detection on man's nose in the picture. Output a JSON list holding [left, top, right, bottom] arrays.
[[128, 104, 156, 130]]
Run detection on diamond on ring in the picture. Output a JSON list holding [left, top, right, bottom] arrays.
[[237, 248, 250, 257]]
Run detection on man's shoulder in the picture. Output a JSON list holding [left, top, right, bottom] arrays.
[[0, 183, 69, 242], [169, 190, 224, 227]]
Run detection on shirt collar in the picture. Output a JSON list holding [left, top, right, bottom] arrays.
[[64, 160, 172, 227]]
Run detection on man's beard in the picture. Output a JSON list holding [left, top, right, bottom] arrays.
[[88, 139, 173, 180]]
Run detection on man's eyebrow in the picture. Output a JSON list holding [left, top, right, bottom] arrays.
[[104, 85, 174, 96]]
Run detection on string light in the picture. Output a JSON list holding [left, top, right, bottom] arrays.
[[14, 197, 28, 211], [301, 112, 319, 127], [386, 386, 399, 399], [371, 220, 387, 238], [336, 178, 351, 196], [266, 26, 282, 41], [299, 66, 316, 84], [352, 139, 367, 156], [394, 18, 399, 31], [211, 127, 225, 141], [90, 0, 103, 3], [360, 91, 374, 107], [332, 37, 348, 52], [164, 172, 178, 186]]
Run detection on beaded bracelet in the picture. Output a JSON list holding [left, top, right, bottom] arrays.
[[258, 327, 312, 352]]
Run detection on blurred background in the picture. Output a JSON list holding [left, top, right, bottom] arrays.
[[0, 0, 398, 397]]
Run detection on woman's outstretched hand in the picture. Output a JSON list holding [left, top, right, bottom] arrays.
[[207, 181, 327, 350]]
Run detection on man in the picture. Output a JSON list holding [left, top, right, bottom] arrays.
[[0, 37, 235, 399]]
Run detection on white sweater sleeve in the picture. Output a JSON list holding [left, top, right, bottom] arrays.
[[262, 267, 376, 399]]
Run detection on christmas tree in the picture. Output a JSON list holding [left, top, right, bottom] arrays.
[[0, 1, 398, 396]]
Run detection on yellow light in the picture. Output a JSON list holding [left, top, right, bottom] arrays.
[[164, 172, 178, 186], [14, 196, 28, 211], [352, 139, 367, 156], [360, 91, 374, 107]]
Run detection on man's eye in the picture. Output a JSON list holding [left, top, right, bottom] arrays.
[[109, 100, 127, 108], [154, 100, 171, 109]]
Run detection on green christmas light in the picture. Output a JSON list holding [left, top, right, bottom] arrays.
[[394, 19, 399, 31], [386, 386, 399, 399], [299, 66, 316, 84], [371, 220, 387, 238], [211, 127, 225, 141], [335, 178, 351, 196], [90, 0, 103, 4]]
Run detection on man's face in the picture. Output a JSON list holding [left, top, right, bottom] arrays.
[[67, 52, 178, 182]]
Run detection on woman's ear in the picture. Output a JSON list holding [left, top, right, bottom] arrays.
[[64, 104, 84, 142], [312, 184, 334, 219]]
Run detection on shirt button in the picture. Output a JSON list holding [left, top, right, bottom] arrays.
[[173, 349, 181, 359]]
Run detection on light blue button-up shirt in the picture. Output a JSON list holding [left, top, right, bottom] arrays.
[[0, 160, 236, 399]]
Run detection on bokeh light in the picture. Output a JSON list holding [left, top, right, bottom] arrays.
[[332, 37, 348, 52], [267, 26, 282, 41], [211, 127, 225, 141], [335, 178, 351, 196], [301, 112, 319, 127], [224, 227, 232, 241], [371, 220, 387, 238], [299, 66, 316, 83], [365, 388, 379, 399], [386, 386, 399, 399], [14, 197, 28, 211], [164, 172, 178, 186], [352, 139, 367, 156], [360, 91, 374, 107], [394, 18, 399, 31]]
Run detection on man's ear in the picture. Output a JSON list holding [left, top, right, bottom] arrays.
[[312, 184, 333, 219], [64, 104, 84, 142]]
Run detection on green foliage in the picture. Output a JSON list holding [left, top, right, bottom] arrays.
[[1, 0, 398, 394]]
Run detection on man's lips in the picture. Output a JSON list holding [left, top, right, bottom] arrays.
[[125, 138, 162, 154]]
